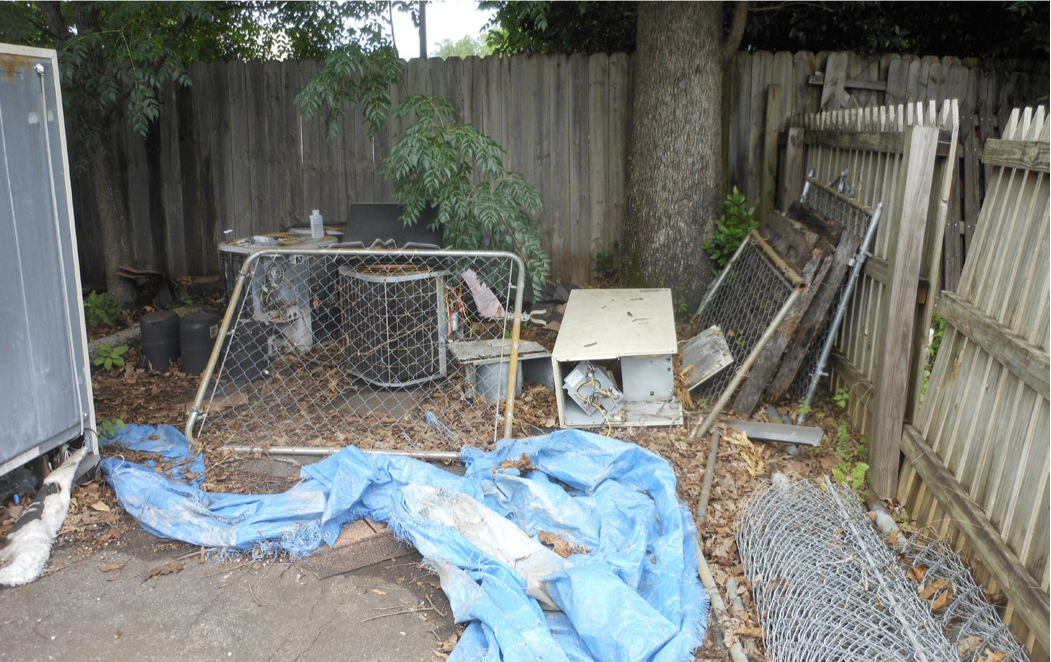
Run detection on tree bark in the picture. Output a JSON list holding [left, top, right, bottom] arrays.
[[623, 2, 724, 311], [90, 146, 135, 303]]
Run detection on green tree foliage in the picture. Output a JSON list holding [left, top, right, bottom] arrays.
[[482, 1, 637, 55], [380, 95, 550, 295], [482, 1, 1048, 61], [434, 35, 492, 59]]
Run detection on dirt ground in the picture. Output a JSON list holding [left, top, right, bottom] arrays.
[[4, 296, 898, 661]]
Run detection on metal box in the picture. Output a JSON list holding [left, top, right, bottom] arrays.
[[551, 289, 682, 428], [0, 45, 95, 474]]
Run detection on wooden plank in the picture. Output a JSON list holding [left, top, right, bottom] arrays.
[[681, 325, 734, 390], [726, 420, 825, 447], [982, 139, 1051, 173], [607, 53, 630, 262], [549, 54, 571, 283], [746, 51, 773, 201], [820, 52, 850, 110], [758, 84, 783, 224], [901, 424, 1051, 652], [733, 238, 834, 416], [937, 291, 1050, 399], [225, 62, 251, 238], [567, 53, 590, 286], [765, 229, 862, 402], [871, 124, 940, 497], [587, 54, 609, 278], [780, 127, 805, 210], [805, 129, 905, 155], [808, 73, 887, 92]]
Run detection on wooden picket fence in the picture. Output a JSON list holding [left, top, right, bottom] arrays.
[[898, 107, 1050, 659]]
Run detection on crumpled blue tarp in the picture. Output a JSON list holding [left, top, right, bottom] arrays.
[[101, 427, 707, 662]]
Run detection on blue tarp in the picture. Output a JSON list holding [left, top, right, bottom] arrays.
[[101, 426, 708, 662]]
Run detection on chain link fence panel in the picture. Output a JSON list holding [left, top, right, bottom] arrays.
[[694, 234, 799, 411], [186, 248, 525, 453]]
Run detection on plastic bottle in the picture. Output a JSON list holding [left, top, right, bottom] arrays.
[[310, 209, 324, 239]]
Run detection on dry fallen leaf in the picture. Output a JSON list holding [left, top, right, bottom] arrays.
[[979, 649, 1008, 662], [98, 563, 124, 573], [918, 578, 952, 600], [537, 530, 588, 558], [734, 627, 763, 639], [957, 635, 983, 658], [930, 588, 953, 611], [908, 565, 927, 582], [89, 501, 111, 512], [496, 453, 536, 474], [141, 561, 183, 582]]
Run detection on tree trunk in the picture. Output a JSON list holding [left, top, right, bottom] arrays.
[[90, 146, 135, 303], [623, 2, 724, 311]]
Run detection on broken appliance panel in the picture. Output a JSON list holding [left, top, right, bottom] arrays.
[[551, 289, 682, 428]]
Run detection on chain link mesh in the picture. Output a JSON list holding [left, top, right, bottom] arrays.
[[737, 478, 960, 661], [694, 238, 796, 408], [801, 174, 875, 239], [189, 249, 524, 452], [898, 535, 1031, 662]]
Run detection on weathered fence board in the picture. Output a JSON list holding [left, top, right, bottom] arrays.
[[70, 52, 1046, 292], [897, 107, 1050, 658]]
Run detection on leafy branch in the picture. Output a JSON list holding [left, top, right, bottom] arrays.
[[380, 94, 550, 295]]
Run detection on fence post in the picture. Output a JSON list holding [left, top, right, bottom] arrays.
[[870, 124, 939, 497], [780, 127, 806, 210], [759, 84, 784, 222]]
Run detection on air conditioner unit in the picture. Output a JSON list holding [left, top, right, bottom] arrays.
[[218, 233, 336, 352], [340, 262, 449, 387]]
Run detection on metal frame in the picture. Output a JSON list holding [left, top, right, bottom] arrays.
[[185, 247, 526, 444], [689, 230, 803, 440], [797, 171, 883, 423]]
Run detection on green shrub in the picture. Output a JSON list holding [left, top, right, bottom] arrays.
[[93, 343, 128, 371], [84, 290, 126, 328], [703, 187, 758, 272]]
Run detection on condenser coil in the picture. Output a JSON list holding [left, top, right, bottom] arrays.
[[340, 263, 450, 387]]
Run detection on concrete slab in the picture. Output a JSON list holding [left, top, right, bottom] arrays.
[[0, 456, 457, 662]]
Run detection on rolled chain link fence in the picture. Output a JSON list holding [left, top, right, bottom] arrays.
[[737, 478, 1026, 661], [186, 248, 525, 453]]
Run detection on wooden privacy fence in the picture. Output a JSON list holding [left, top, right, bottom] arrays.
[[70, 50, 1047, 289], [897, 107, 1050, 659], [70, 54, 632, 288], [780, 101, 959, 496]]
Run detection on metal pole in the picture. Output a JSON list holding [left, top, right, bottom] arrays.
[[798, 202, 883, 423], [185, 272, 248, 441], [698, 551, 750, 662], [697, 429, 720, 522], [689, 287, 803, 440], [221, 446, 461, 462], [695, 231, 754, 317]]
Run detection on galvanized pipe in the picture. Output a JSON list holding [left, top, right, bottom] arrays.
[[689, 287, 803, 441], [221, 445, 462, 461], [184, 272, 248, 441], [799, 201, 883, 424], [698, 551, 750, 662], [694, 231, 754, 317], [697, 429, 720, 522]]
